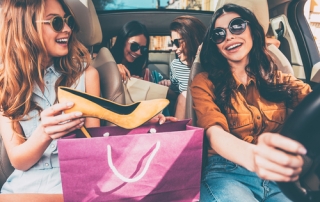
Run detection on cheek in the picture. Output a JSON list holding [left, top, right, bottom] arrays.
[[42, 27, 55, 48], [180, 43, 187, 54], [124, 44, 131, 55], [216, 44, 224, 53]]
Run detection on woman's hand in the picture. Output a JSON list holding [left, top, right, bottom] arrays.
[[40, 102, 85, 140], [158, 79, 171, 87], [117, 64, 131, 81], [149, 114, 178, 125], [253, 133, 306, 182]]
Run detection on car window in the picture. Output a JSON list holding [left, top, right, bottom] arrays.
[[305, 1, 320, 51], [93, 0, 218, 11], [100, 0, 215, 51]]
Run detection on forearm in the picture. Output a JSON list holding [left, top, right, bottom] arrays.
[[7, 126, 52, 171], [207, 125, 256, 171]]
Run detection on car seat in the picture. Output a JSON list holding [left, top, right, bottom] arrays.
[[65, 0, 125, 104], [185, 0, 295, 125]]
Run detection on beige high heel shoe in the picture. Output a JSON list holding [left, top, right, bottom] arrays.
[[58, 86, 169, 132]]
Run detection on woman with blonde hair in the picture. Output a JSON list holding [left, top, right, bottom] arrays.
[[0, 0, 100, 193]]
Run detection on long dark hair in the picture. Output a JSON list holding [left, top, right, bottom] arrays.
[[200, 3, 295, 112], [111, 20, 149, 77], [170, 15, 206, 67]]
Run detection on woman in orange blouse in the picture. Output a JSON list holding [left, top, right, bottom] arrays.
[[190, 4, 312, 202]]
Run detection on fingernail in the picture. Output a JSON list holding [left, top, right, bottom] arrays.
[[80, 118, 85, 122], [75, 112, 82, 117], [67, 102, 74, 107], [78, 122, 84, 127], [159, 120, 164, 125], [298, 147, 307, 155]]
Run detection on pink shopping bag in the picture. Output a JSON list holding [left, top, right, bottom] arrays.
[[58, 120, 204, 202]]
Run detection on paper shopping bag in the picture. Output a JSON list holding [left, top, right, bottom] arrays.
[[58, 120, 204, 202], [124, 77, 168, 104]]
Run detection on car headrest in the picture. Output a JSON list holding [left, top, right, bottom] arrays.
[[64, 0, 102, 47], [215, 0, 269, 35]]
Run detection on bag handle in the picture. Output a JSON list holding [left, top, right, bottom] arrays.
[[107, 141, 160, 183]]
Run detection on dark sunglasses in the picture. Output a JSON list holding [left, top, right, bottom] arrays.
[[171, 38, 183, 48], [130, 42, 148, 54], [211, 17, 249, 44], [37, 15, 75, 32]]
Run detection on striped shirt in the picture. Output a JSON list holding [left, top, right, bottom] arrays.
[[170, 59, 190, 93]]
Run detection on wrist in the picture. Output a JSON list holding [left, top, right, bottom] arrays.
[[34, 125, 53, 143], [247, 144, 258, 172]]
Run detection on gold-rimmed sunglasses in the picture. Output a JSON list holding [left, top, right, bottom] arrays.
[[37, 15, 75, 32]]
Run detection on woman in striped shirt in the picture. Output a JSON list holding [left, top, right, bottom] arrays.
[[159, 16, 206, 119]]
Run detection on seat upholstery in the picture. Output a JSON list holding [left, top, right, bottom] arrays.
[[185, 0, 294, 124], [65, 0, 125, 104], [0, 137, 12, 189], [91, 48, 125, 103], [148, 52, 176, 79]]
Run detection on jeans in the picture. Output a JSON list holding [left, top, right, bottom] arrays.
[[200, 155, 292, 202]]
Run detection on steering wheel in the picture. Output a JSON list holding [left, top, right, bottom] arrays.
[[278, 84, 320, 201]]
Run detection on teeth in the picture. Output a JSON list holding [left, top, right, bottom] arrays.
[[227, 43, 241, 50], [130, 53, 137, 58], [56, 38, 68, 43]]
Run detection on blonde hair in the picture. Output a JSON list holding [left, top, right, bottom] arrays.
[[0, 0, 90, 123]]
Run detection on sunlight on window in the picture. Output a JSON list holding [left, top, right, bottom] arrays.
[[305, 0, 320, 51]]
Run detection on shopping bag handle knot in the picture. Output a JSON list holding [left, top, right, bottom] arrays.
[[107, 141, 160, 183]]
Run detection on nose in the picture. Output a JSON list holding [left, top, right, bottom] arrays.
[[61, 21, 72, 33], [136, 49, 143, 56], [172, 45, 177, 51], [225, 28, 235, 41]]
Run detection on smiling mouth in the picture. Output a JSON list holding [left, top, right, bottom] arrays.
[[56, 38, 69, 44], [226, 43, 242, 50], [129, 53, 138, 58]]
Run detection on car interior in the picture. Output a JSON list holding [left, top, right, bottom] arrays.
[[0, 0, 320, 200]]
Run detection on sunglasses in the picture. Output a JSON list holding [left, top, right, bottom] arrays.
[[37, 15, 75, 32], [211, 17, 249, 44], [171, 38, 183, 48], [130, 42, 148, 54]]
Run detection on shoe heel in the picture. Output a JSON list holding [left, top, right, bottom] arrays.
[[80, 126, 91, 138]]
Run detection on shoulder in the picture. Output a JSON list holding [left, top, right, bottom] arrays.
[[191, 72, 213, 89], [84, 65, 100, 94], [193, 72, 209, 83], [170, 59, 180, 65], [85, 65, 99, 80]]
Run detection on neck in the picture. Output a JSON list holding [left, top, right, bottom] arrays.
[[42, 56, 53, 70], [229, 58, 249, 85]]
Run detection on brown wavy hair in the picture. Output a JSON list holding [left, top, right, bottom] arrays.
[[170, 15, 206, 67], [0, 0, 90, 123], [200, 4, 295, 113]]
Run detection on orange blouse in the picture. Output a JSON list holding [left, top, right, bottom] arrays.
[[190, 71, 312, 155]]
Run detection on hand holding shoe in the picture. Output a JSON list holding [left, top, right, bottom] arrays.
[[40, 102, 85, 140], [148, 114, 178, 125]]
